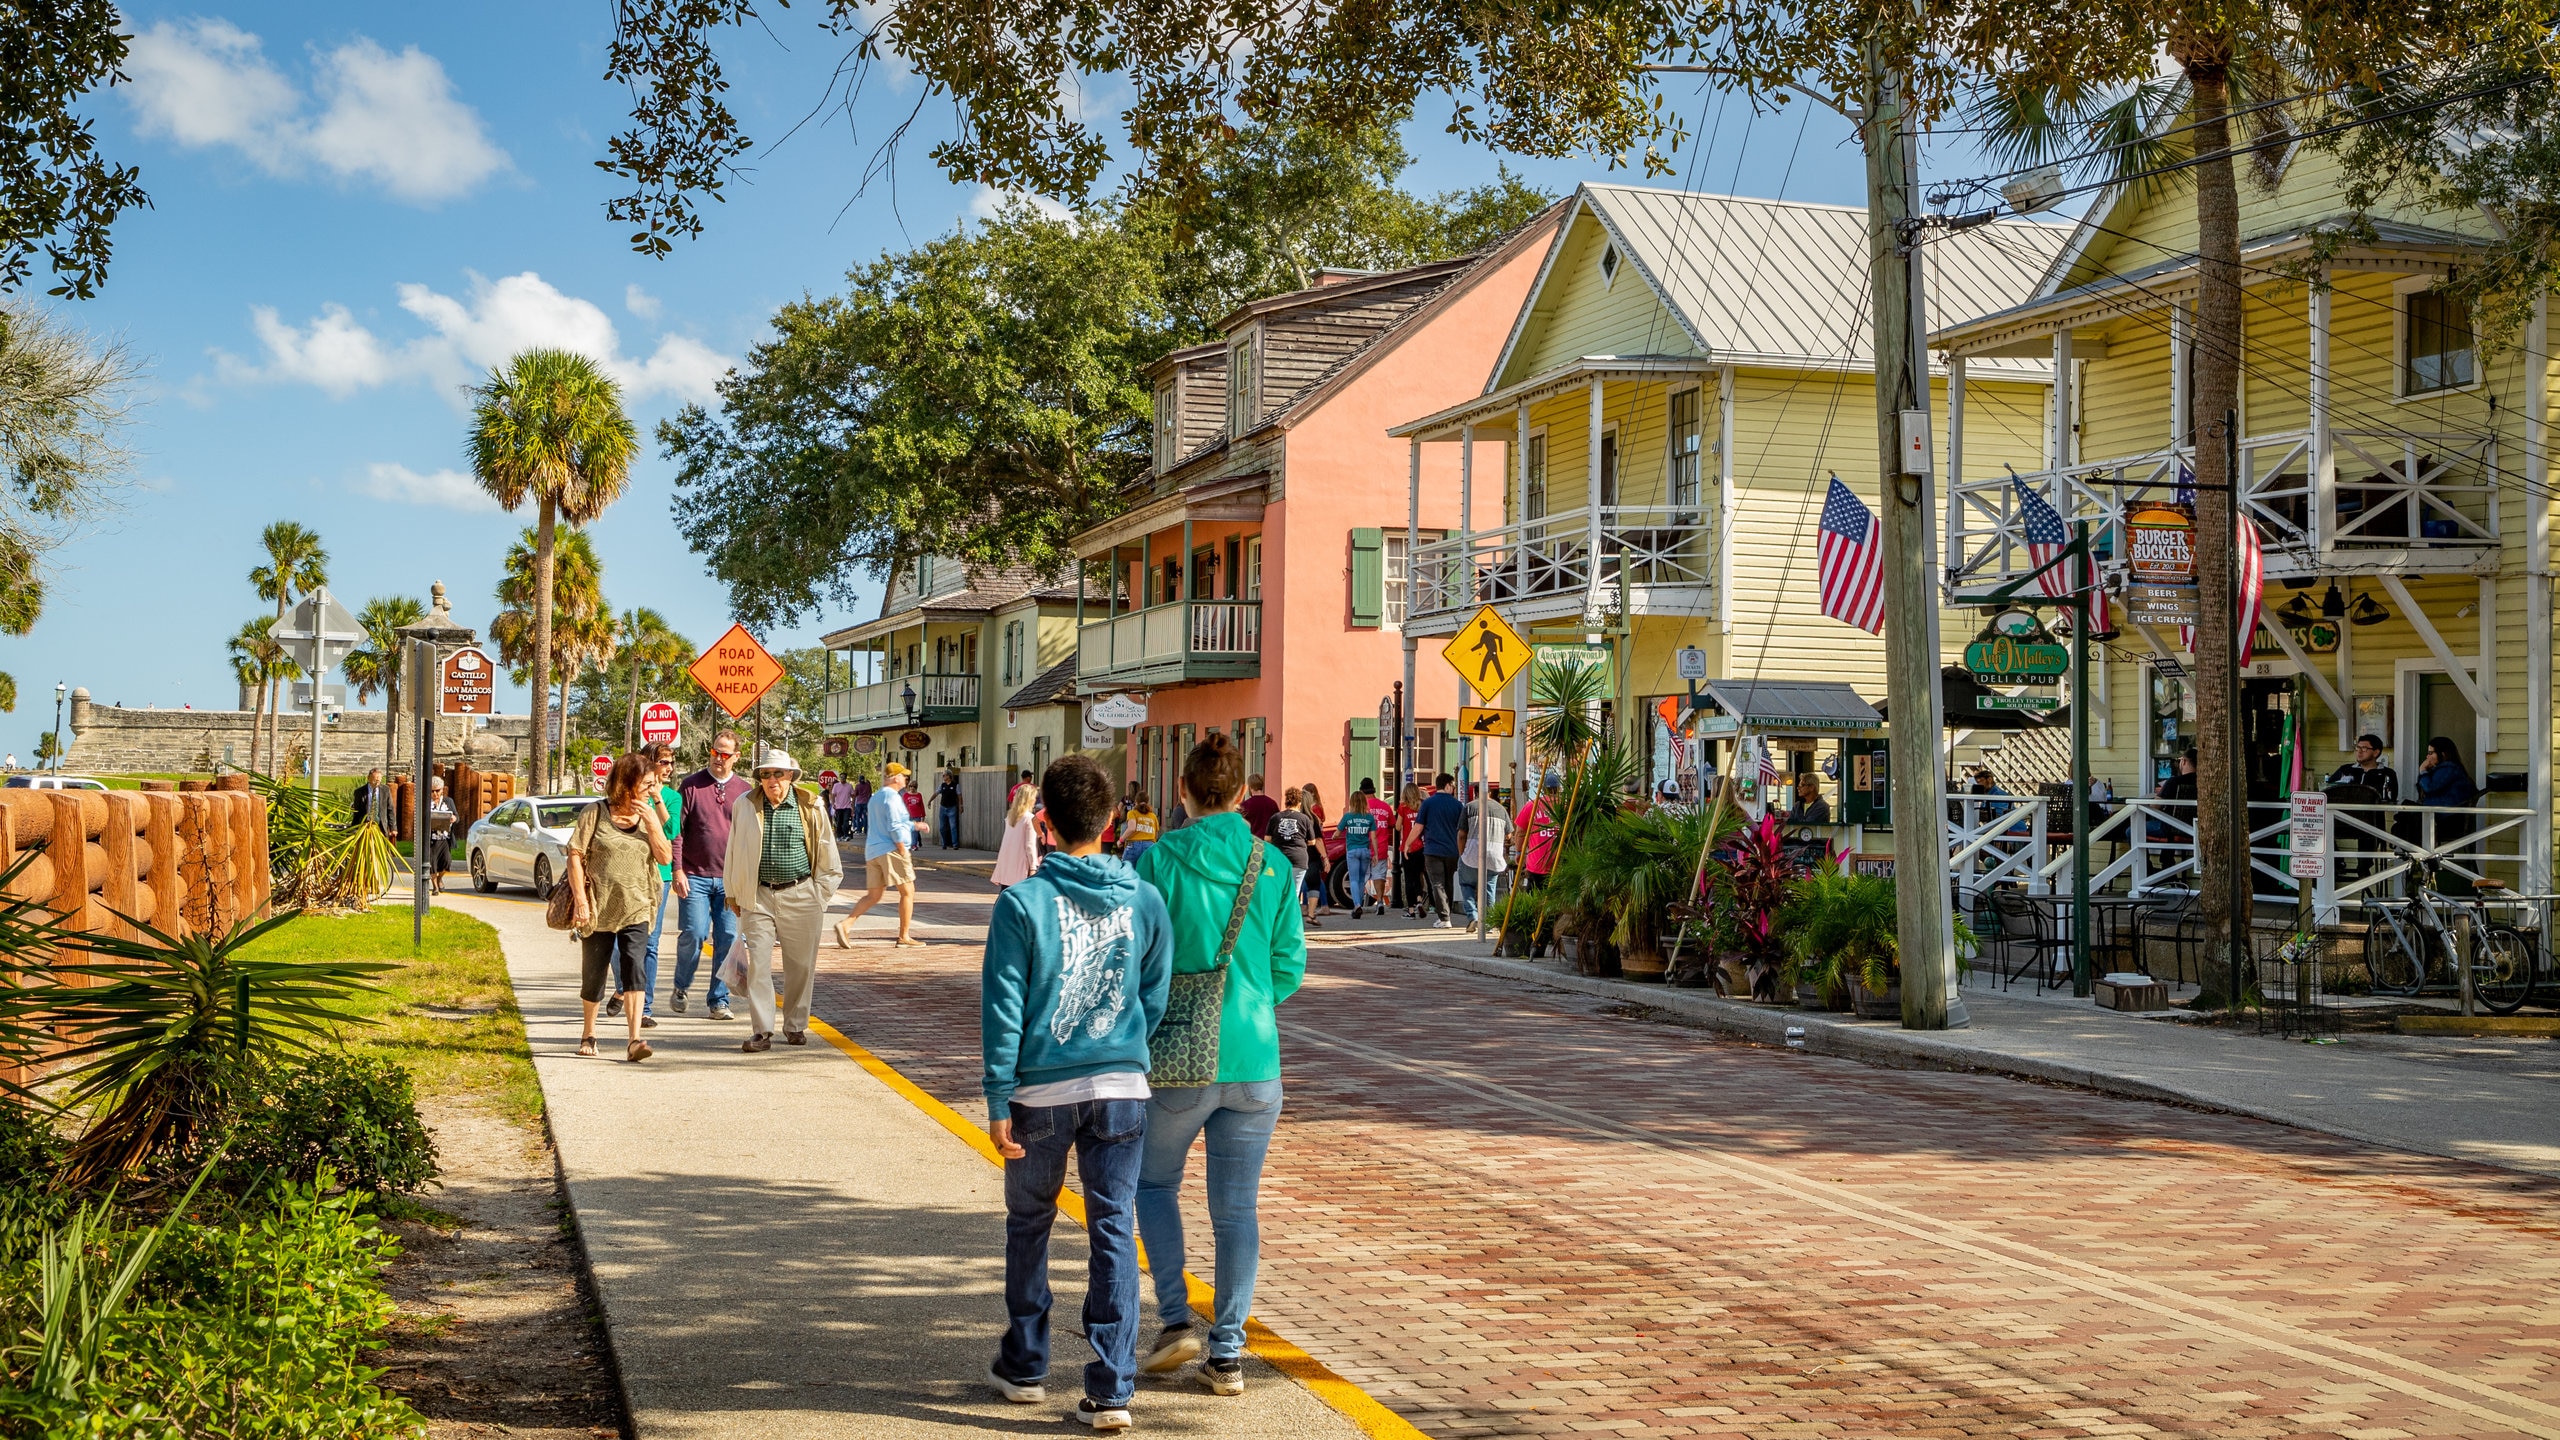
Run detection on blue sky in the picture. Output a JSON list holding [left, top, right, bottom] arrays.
[[21, 2, 1997, 764]]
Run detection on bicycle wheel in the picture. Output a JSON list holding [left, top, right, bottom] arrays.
[[2364, 914, 2424, 995], [2472, 925, 2538, 1015]]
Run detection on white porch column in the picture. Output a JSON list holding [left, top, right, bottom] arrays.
[[2480, 573, 2499, 762], [1717, 365, 1736, 634], [1515, 397, 1531, 606], [2530, 293, 2553, 894], [2170, 303, 2190, 446], [1459, 421, 1474, 611], [2336, 597, 2354, 753], [2309, 270, 2335, 554], [2051, 330, 2075, 469], [1944, 354, 1964, 581], [1585, 377, 1605, 613]]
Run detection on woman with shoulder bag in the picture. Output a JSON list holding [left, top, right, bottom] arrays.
[[1129, 734, 1307, 1397], [567, 753, 674, 1061]]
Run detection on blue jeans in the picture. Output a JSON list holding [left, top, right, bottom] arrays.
[[672, 874, 733, 1009], [1000, 1098, 1146, 1405], [1342, 848, 1371, 906], [938, 806, 961, 848], [1134, 1080, 1283, 1360], [619, 878, 671, 1014]]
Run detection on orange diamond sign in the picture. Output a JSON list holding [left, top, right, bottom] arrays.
[[688, 623, 785, 719]]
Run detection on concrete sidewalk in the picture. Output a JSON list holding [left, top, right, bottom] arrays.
[[442, 890, 1367, 1439], [1349, 927, 2560, 1180]]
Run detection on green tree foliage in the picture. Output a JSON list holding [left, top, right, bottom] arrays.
[[248, 522, 327, 777], [613, 606, 693, 748], [0, 2, 147, 299], [341, 594, 426, 785], [490, 527, 612, 783]]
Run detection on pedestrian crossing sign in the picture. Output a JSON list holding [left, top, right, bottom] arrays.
[[1459, 706, 1516, 738], [1443, 605, 1528, 702]]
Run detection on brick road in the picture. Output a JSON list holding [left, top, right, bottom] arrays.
[[814, 861, 2560, 1439]]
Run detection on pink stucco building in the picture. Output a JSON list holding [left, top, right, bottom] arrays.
[[1073, 206, 1565, 810]]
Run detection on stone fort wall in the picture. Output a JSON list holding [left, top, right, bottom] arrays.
[[65, 688, 534, 777]]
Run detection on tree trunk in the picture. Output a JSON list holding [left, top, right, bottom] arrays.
[[558, 673, 572, 787], [626, 657, 642, 751], [2185, 56, 2246, 986], [531, 496, 556, 793], [248, 672, 266, 773]]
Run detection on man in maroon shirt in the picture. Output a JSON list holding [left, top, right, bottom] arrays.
[[1237, 772, 1280, 838], [669, 731, 755, 1020]]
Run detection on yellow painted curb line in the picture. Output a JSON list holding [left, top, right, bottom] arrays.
[[809, 1018, 1429, 1440]]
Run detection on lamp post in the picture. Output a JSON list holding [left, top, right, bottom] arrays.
[[51, 682, 64, 773]]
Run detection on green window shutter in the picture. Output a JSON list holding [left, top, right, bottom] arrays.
[[1349, 528, 1384, 628], [1346, 718, 1380, 801]]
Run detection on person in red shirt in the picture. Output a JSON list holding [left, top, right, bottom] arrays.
[[1515, 772, 1561, 889], [1237, 772, 1279, 837]]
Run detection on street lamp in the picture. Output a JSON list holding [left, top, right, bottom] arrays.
[[902, 682, 918, 723], [51, 682, 65, 773]]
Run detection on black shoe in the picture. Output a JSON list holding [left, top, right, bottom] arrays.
[[1201, 1357, 1243, 1396], [605, 996, 624, 1017], [641, 1014, 659, 1028]]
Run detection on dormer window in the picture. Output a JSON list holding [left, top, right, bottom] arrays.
[[1227, 331, 1258, 436], [1153, 382, 1177, 472], [1599, 241, 1621, 288]]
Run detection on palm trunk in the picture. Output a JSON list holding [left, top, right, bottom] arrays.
[[531, 498, 556, 793], [2184, 55, 2245, 990], [248, 671, 266, 773], [558, 673, 572, 787], [626, 657, 642, 750]]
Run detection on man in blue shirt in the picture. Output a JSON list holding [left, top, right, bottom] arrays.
[[1416, 772, 1468, 928], [836, 762, 924, 948]]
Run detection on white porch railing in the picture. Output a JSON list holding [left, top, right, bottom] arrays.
[[1410, 505, 1714, 625], [1076, 599, 1263, 678], [1947, 424, 2497, 596]]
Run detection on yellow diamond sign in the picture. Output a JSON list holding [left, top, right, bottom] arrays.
[[1443, 605, 1529, 703]]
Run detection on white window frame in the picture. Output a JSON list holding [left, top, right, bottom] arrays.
[[2393, 274, 2481, 401], [1522, 427, 1549, 522], [1382, 529, 1447, 629], [1228, 326, 1261, 436], [1243, 535, 1263, 601], [1598, 240, 1621, 290], [1665, 384, 1703, 510], [1153, 383, 1177, 472]]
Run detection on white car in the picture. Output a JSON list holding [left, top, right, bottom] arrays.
[[3, 774, 108, 790], [466, 795, 601, 898]]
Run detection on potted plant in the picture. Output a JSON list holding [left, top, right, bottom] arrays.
[[1779, 863, 1900, 1016]]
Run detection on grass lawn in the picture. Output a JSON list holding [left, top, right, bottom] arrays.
[[237, 906, 542, 1128]]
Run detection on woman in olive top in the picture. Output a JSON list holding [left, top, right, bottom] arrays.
[[568, 753, 675, 1061], [1131, 733, 1307, 1397]]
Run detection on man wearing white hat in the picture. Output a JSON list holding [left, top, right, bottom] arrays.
[[721, 747, 842, 1051]]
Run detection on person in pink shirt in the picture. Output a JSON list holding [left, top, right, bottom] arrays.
[[1515, 772, 1561, 888]]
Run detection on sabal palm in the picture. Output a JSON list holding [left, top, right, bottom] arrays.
[[467, 349, 636, 793], [247, 521, 327, 777], [343, 594, 427, 789], [491, 527, 610, 783], [614, 607, 691, 748], [225, 617, 297, 774]]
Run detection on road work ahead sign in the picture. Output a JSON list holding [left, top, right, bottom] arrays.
[[688, 625, 785, 718]]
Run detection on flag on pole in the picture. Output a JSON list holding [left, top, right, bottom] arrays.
[[1758, 738, 1782, 787], [2177, 510, 2267, 662], [2013, 475, 2076, 600], [1815, 477, 1885, 633]]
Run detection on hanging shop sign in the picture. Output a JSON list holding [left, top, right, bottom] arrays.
[[897, 729, 933, 752], [1089, 692, 1149, 728], [1980, 694, 2061, 713], [1964, 610, 2067, 686], [2126, 505, 2196, 583], [850, 735, 880, 755], [2123, 582, 2200, 626]]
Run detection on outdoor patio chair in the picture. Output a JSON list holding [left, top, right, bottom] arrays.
[[1979, 889, 2051, 992]]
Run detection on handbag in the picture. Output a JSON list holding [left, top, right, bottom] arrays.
[[1149, 837, 1265, 1089], [545, 808, 595, 932]]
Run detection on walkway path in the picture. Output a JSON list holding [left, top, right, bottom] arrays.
[[827, 861, 2560, 1440], [442, 888, 1371, 1439]]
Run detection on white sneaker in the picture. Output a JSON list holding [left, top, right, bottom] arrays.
[[1073, 1398, 1133, 1430], [669, 991, 688, 1014], [985, 1364, 1044, 1404]]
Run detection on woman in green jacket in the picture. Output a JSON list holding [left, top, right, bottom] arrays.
[[1130, 733, 1307, 1396]]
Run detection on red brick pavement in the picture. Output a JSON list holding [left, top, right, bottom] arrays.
[[815, 865, 2560, 1439]]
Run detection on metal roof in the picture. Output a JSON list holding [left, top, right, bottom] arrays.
[[1570, 185, 2071, 377], [1699, 678, 1883, 732]]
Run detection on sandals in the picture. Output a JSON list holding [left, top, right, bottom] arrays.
[[627, 1039, 653, 1062], [577, 1037, 598, 1057]]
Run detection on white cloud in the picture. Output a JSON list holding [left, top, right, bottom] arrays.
[[967, 185, 1074, 223], [216, 271, 734, 404], [624, 284, 662, 320], [355, 463, 499, 512], [124, 19, 508, 203]]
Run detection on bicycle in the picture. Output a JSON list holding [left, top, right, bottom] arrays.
[[2360, 853, 2540, 1014]]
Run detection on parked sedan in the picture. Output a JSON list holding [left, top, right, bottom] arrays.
[[467, 795, 601, 898], [3, 774, 108, 791]]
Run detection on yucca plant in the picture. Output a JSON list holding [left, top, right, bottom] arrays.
[[0, 903, 386, 1192], [24, 1163, 215, 1403], [243, 770, 397, 910]]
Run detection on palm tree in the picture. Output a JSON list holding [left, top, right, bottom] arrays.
[[614, 607, 692, 748], [553, 601, 619, 783], [247, 521, 327, 777], [343, 594, 428, 788], [226, 617, 296, 773], [491, 527, 610, 788], [467, 350, 637, 794]]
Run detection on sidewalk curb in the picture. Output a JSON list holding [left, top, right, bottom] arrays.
[[1345, 940, 2351, 1132]]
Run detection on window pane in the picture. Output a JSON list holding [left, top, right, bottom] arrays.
[[1669, 388, 1701, 508], [1384, 535, 1409, 625], [2409, 290, 2475, 393], [1526, 434, 1547, 520]]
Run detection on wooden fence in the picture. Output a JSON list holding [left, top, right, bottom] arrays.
[[0, 785, 270, 941]]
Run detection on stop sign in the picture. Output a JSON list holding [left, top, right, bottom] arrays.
[[591, 753, 614, 781], [817, 769, 840, 786], [638, 700, 681, 747]]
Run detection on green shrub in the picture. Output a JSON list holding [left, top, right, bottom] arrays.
[[227, 1051, 439, 1198], [0, 1173, 423, 1439]]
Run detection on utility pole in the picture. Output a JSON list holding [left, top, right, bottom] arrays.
[[1864, 38, 1964, 1029]]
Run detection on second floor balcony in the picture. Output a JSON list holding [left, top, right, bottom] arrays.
[[822, 672, 981, 732], [1406, 505, 1717, 634], [1947, 422, 2498, 600], [1077, 599, 1262, 692]]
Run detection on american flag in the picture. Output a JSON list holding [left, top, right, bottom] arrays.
[[2178, 510, 2268, 663], [1757, 738, 1782, 786], [2013, 475, 2077, 599], [1816, 477, 1884, 633]]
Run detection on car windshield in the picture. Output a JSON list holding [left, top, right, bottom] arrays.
[[537, 802, 593, 829]]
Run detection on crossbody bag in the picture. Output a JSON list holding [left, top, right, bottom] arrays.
[[1147, 837, 1265, 1089]]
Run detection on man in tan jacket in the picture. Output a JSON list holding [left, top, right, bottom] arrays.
[[722, 747, 843, 1051]]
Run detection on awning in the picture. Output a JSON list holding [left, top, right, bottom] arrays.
[[1872, 666, 2064, 731], [1694, 679, 1883, 733]]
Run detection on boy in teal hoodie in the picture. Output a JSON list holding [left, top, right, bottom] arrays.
[[982, 755, 1172, 1431]]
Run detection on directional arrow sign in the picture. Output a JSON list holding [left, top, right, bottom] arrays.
[[687, 624, 785, 719], [1459, 705, 1516, 738], [1442, 605, 1529, 702]]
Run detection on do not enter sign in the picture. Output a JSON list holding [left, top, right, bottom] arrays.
[[638, 700, 681, 747], [591, 753, 614, 780]]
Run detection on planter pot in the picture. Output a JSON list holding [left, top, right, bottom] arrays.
[[1850, 979, 1902, 1020], [1619, 948, 1667, 983], [1718, 956, 1751, 996], [1795, 982, 1828, 1009]]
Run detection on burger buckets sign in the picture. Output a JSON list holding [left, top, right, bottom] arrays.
[[2123, 504, 2199, 626]]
